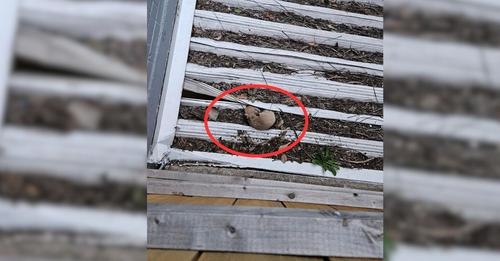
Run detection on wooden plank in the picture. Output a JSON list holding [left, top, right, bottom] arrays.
[[193, 10, 382, 53], [19, 0, 146, 40], [385, 34, 500, 90], [185, 64, 383, 103], [150, 0, 197, 163], [329, 258, 380, 261], [385, 166, 500, 222], [391, 244, 500, 261], [199, 252, 323, 261], [282, 202, 334, 210], [234, 199, 284, 208], [148, 204, 383, 258], [181, 98, 383, 125], [0, 126, 145, 185], [148, 249, 199, 261], [0, 198, 146, 246], [0, 0, 18, 131], [147, 171, 383, 209], [385, 105, 500, 145], [210, 0, 383, 29], [15, 27, 146, 84], [167, 149, 384, 183], [9, 72, 145, 105], [190, 38, 383, 77], [175, 119, 383, 157], [147, 194, 236, 206]]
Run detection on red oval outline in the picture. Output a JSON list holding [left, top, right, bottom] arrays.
[[204, 84, 309, 158]]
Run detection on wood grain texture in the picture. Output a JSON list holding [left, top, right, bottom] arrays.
[[234, 199, 284, 208], [148, 204, 383, 258], [148, 249, 199, 261], [199, 252, 323, 261], [148, 194, 236, 206], [148, 170, 382, 209]]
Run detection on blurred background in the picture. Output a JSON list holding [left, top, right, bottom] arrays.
[[384, 0, 500, 260], [1, 0, 500, 260], [0, 0, 147, 260]]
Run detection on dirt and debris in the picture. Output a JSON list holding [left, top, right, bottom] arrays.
[[192, 28, 383, 64], [79, 38, 146, 71], [283, 0, 383, 16], [385, 131, 500, 180], [196, 0, 382, 38], [0, 172, 145, 212], [6, 94, 146, 135], [386, 78, 500, 120], [172, 137, 383, 170], [386, 194, 500, 249], [188, 51, 384, 87], [178, 105, 383, 140]]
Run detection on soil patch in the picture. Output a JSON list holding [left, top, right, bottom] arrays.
[[386, 194, 500, 249], [385, 131, 500, 180], [172, 137, 383, 170], [386, 8, 500, 46], [192, 28, 383, 64], [0, 172, 145, 212], [283, 0, 383, 16], [196, 0, 382, 38], [6, 94, 146, 135], [178, 106, 383, 140], [188, 51, 384, 87], [198, 81, 383, 116], [386, 78, 500, 120]]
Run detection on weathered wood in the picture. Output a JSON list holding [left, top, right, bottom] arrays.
[[175, 119, 383, 157], [210, 0, 383, 29], [150, 0, 197, 163], [148, 204, 383, 258], [198, 252, 323, 261], [10, 72, 145, 105], [282, 202, 334, 210], [15, 27, 146, 84], [167, 149, 383, 183], [0, 126, 145, 185], [181, 98, 383, 125], [185, 64, 383, 103], [147, 170, 383, 209], [234, 199, 284, 208], [147, 194, 236, 205], [385, 166, 500, 222], [148, 249, 199, 261], [194, 10, 382, 53], [391, 244, 500, 261], [385, 105, 500, 145], [190, 38, 383, 76]]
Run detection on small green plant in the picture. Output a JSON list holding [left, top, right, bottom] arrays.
[[312, 149, 340, 176]]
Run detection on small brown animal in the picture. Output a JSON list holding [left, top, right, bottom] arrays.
[[244, 106, 276, 130]]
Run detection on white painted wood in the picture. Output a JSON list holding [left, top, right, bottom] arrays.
[[175, 119, 383, 157], [148, 204, 383, 257], [185, 64, 383, 103], [150, 0, 197, 163], [190, 37, 383, 76], [181, 98, 383, 125], [344, 0, 383, 6], [148, 170, 383, 209], [392, 244, 500, 261], [385, 33, 500, 90], [0, 126, 145, 185], [210, 0, 383, 29], [193, 10, 383, 53], [167, 149, 384, 183], [387, 0, 500, 24], [19, 0, 146, 40], [15, 27, 146, 84], [385, 166, 500, 222], [0, 0, 18, 131], [385, 105, 500, 145], [0, 198, 146, 246], [10, 72, 146, 105]]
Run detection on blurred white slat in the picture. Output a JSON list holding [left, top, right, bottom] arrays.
[[191, 38, 383, 76], [0, 126, 145, 185], [385, 105, 500, 145], [176, 119, 383, 157], [194, 10, 383, 53], [0, 198, 145, 246], [168, 149, 384, 183], [210, 0, 383, 29], [392, 244, 500, 261], [0, 0, 18, 131]]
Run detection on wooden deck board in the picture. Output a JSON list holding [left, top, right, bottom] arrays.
[[198, 252, 323, 261], [148, 249, 199, 261], [234, 199, 284, 208], [147, 194, 236, 206]]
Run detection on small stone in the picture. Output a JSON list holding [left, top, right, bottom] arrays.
[[208, 108, 219, 121], [244, 106, 276, 130]]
